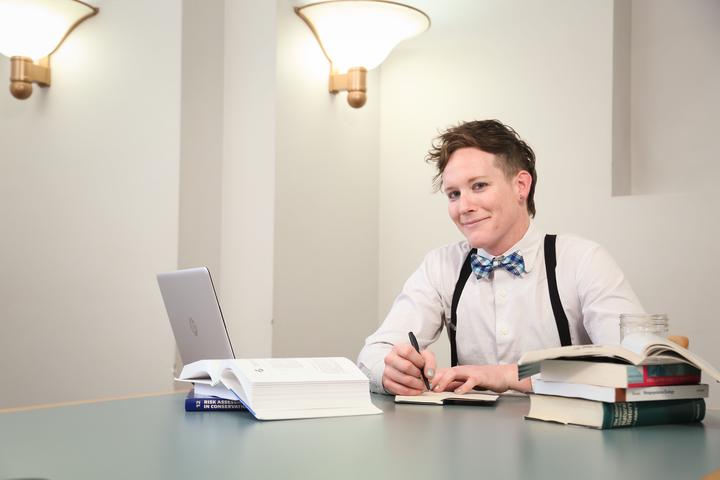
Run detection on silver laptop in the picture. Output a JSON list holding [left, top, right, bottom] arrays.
[[157, 267, 235, 364]]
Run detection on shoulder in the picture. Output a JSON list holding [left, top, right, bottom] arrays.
[[554, 233, 603, 258], [424, 240, 473, 264], [552, 233, 624, 276], [419, 240, 473, 278]]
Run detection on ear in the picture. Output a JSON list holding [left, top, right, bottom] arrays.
[[514, 170, 532, 201]]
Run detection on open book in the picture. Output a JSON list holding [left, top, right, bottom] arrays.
[[395, 391, 498, 405], [518, 333, 720, 382], [177, 357, 382, 420]]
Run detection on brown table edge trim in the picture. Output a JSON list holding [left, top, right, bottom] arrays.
[[0, 388, 191, 414]]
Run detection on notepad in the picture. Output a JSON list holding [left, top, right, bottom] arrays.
[[395, 391, 499, 406]]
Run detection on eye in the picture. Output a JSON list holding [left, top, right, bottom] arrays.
[[446, 190, 460, 201], [472, 182, 488, 191]]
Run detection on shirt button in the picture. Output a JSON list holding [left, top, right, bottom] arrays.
[[498, 290, 507, 299], [499, 328, 509, 336]]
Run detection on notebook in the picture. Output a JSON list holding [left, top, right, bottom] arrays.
[[157, 267, 235, 364]]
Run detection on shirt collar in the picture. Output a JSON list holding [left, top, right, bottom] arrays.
[[475, 222, 541, 273]]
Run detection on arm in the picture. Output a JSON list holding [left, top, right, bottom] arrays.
[[357, 252, 447, 394], [573, 242, 645, 344]]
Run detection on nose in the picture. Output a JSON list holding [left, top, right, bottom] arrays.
[[458, 191, 475, 214]]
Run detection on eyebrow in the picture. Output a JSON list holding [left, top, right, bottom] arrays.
[[442, 175, 489, 193]]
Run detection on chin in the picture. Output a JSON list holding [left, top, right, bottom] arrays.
[[464, 229, 503, 252], [465, 233, 491, 250]]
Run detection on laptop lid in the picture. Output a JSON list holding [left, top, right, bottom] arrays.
[[157, 267, 235, 364]]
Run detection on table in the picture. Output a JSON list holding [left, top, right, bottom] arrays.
[[1, 393, 718, 479]]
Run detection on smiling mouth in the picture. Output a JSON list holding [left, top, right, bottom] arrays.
[[461, 217, 488, 227]]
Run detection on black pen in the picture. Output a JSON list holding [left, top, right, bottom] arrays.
[[408, 331, 431, 391]]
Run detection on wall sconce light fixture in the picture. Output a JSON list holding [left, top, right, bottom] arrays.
[[295, 0, 429, 108], [0, 0, 98, 100]]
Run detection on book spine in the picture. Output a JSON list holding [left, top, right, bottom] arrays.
[[601, 399, 706, 429], [185, 397, 246, 412], [627, 364, 701, 387], [625, 384, 709, 402]]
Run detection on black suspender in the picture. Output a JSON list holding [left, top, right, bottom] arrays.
[[447, 234, 571, 367], [543, 234, 572, 347], [449, 248, 476, 368]]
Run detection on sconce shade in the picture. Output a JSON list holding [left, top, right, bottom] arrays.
[[0, 0, 98, 61], [296, 0, 429, 73]]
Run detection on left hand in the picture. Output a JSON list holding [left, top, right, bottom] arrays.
[[430, 364, 531, 394]]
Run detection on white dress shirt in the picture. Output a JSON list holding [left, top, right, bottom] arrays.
[[357, 224, 645, 393]]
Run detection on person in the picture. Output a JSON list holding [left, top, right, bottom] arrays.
[[357, 120, 644, 396]]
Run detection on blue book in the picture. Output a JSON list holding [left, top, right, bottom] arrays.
[[184, 390, 246, 412]]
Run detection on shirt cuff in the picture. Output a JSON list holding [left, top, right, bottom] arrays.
[[359, 358, 391, 395]]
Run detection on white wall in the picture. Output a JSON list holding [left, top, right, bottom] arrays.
[[178, 0, 380, 362], [179, 0, 224, 277], [272, 0, 381, 359], [217, 0, 276, 358], [377, 0, 720, 406], [2, 0, 716, 410], [178, 0, 277, 360], [0, 0, 180, 408], [630, 0, 720, 195]]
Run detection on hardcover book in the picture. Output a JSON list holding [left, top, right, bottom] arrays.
[[531, 378, 709, 402], [177, 357, 382, 420], [184, 390, 246, 412], [518, 333, 720, 383], [537, 360, 701, 388], [525, 394, 706, 429]]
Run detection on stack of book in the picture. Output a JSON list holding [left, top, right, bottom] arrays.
[[518, 334, 720, 429], [176, 356, 382, 420]]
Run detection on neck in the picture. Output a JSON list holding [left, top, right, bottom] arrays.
[[485, 216, 531, 256]]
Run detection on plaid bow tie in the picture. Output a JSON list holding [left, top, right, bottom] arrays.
[[470, 251, 526, 280]]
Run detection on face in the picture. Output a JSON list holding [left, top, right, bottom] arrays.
[[442, 147, 532, 256]]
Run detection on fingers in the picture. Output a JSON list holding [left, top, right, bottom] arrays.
[[382, 376, 424, 396], [431, 365, 513, 393], [453, 378, 477, 395], [383, 360, 426, 392], [446, 380, 464, 391], [386, 343, 424, 377], [431, 366, 483, 393], [426, 368, 461, 392], [430, 367, 456, 393], [382, 343, 429, 395], [421, 349, 437, 379]]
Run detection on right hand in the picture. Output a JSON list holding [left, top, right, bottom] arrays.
[[382, 343, 436, 395]]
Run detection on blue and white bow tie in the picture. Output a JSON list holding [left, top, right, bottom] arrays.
[[470, 251, 526, 280]]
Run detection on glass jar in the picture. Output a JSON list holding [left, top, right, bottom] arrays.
[[619, 313, 669, 341]]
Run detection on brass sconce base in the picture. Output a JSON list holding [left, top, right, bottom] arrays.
[[329, 66, 367, 108], [10, 56, 51, 100]]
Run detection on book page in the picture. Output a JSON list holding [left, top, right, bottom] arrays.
[[518, 343, 642, 366], [517, 335, 720, 383], [176, 359, 224, 384], [395, 391, 499, 404], [228, 357, 369, 384], [620, 333, 675, 356], [621, 333, 720, 382]]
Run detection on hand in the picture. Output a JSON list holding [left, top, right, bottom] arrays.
[[430, 364, 532, 394], [382, 343, 437, 395]]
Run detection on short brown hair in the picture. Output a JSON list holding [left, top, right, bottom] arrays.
[[426, 120, 537, 217]]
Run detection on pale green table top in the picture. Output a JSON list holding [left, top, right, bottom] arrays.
[[0, 392, 718, 480]]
